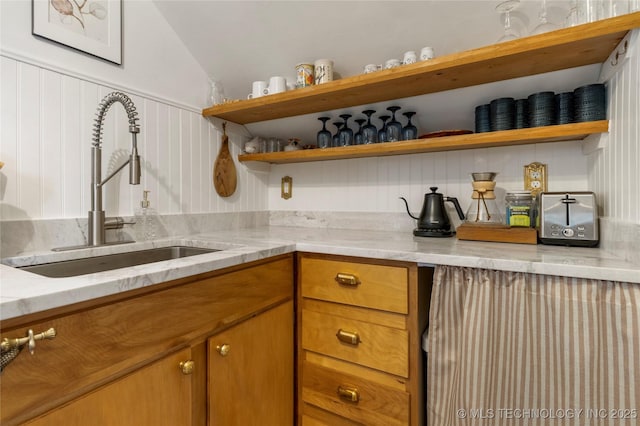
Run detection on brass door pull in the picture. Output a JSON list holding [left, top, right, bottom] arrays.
[[179, 360, 194, 375], [337, 385, 360, 403], [1, 327, 57, 372], [216, 344, 230, 356], [336, 329, 360, 345], [1, 327, 56, 355], [335, 273, 360, 287]]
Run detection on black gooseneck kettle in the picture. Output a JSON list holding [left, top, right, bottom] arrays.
[[400, 187, 465, 237]]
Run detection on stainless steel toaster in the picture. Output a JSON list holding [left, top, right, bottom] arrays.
[[539, 192, 599, 247]]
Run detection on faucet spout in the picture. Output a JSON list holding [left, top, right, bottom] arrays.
[[88, 92, 141, 247]]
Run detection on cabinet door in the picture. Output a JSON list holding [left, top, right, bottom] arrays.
[[25, 348, 193, 426], [208, 301, 293, 426]]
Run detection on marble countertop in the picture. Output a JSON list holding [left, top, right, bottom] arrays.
[[2, 226, 639, 321]]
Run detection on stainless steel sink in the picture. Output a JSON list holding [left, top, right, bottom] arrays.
[[18, 246, 220, 278]]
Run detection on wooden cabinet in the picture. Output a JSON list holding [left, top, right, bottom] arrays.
[[208, 300, 293, 425], [0, 255, 294, 426], [25, 348, 193, 426], [297, 253, 432, 425], [202, 13, 640, 164]]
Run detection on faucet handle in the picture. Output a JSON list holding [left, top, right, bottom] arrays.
[[105, 217, 136, 230]]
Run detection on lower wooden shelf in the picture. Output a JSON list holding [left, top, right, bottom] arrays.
[[238, 120, 608, 164]]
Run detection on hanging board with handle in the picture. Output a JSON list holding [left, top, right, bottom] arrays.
[[213, 122, 237, 197]]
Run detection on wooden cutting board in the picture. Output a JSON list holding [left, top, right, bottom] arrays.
[[213, 122, 237, 197]]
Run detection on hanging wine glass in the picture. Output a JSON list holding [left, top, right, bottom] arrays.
[[317, 116, 331, 149], [531, 0, 559, 35], [385, 106, 403, 142], [402, 111, 418, 140], [354, 118, 366, 145], [338, 114, 354, 146], [332, 121, 343, 148], [378, 115, 390, 143], [496, 0, 520, 42], [361, 109, 378, 144]]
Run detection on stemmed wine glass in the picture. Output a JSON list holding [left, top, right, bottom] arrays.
[[354, 118, 366, 145], [332, 121, 343, 148], [385, 106, 403, 142], [402, 112, 418, 140], [496, 0, 520, 43], [338, 114, 354, 146], [317, 117, 331, 149], [378, 115, 390, 142], [531, 0, 558, 35], [361, 110, 378, 144]]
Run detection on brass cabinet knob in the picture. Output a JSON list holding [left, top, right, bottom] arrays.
[[336, 329, 360, 346], [216, 344, 230, 356], [179, 360, 194, 375], [337, 385, 360, 403]]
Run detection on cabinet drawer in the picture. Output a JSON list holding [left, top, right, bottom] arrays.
[[301, 361, 409, 426], [300, 257, 408, 314], [302, 308, 408, 377]]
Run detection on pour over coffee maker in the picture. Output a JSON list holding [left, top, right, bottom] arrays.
[[465, 172, 503, 225]]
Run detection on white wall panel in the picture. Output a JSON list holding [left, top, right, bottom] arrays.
[[1, 57, 18, 219], [0, 56, 267, 221], [269, 140, 590, 215], [588, 31, 640, 224], [17, 62, 41, 219], [61, 75, 82, 217], [40, 70, 62, 218]]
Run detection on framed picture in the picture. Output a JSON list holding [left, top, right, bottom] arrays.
[[32, 0, 122, 64]]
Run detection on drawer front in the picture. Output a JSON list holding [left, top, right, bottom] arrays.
[[302, 309, 408, 377], [300, 257, 408, 314], [302, 361, 409, 426]]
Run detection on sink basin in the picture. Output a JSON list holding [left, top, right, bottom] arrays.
[[18, 246, 220, 278]]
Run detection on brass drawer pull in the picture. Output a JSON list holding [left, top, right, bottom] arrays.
[[336, 329, 360, 345], [335, 273, 360, 287], [337, 385, 360, 403]]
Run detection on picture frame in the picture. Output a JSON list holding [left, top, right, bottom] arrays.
[[32, 0, 122, 65]]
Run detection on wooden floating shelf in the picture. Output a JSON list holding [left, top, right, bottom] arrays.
[[203, 13, 640, 124], [237, 121, 609, 164]]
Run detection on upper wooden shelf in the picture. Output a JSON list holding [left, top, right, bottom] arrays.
[[202, 13, 640, 125], [237, 121, 609, 164]]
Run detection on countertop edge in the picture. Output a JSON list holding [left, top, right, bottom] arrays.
[[2, 227, 638, 321]]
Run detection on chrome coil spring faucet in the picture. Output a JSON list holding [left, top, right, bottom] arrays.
[[88, 92, 141, 246]]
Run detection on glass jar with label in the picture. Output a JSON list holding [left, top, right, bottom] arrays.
[[505, 191, 534, 227]]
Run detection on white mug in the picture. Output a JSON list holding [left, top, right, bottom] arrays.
[[314, 59, 334, 84], [384, 59, 401, 69], [264, 76, 287, 95], [364, 64, 382, 74], [403, 51, 417, 65], [247, 81, 267, 99], [420, 47, 435, 61]]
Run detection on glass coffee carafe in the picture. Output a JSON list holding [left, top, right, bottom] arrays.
[[465, 172, 504, 224]]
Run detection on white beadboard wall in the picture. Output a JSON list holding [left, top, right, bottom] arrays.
[[0, 55, 267, 222], [588, 30, 640, 224], [268, 141, 589, 215]]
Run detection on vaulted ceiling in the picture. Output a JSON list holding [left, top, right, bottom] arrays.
[[154, 1, 590, 143]]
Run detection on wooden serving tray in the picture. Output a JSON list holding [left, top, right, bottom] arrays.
[[456, 223, 538, 245]]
